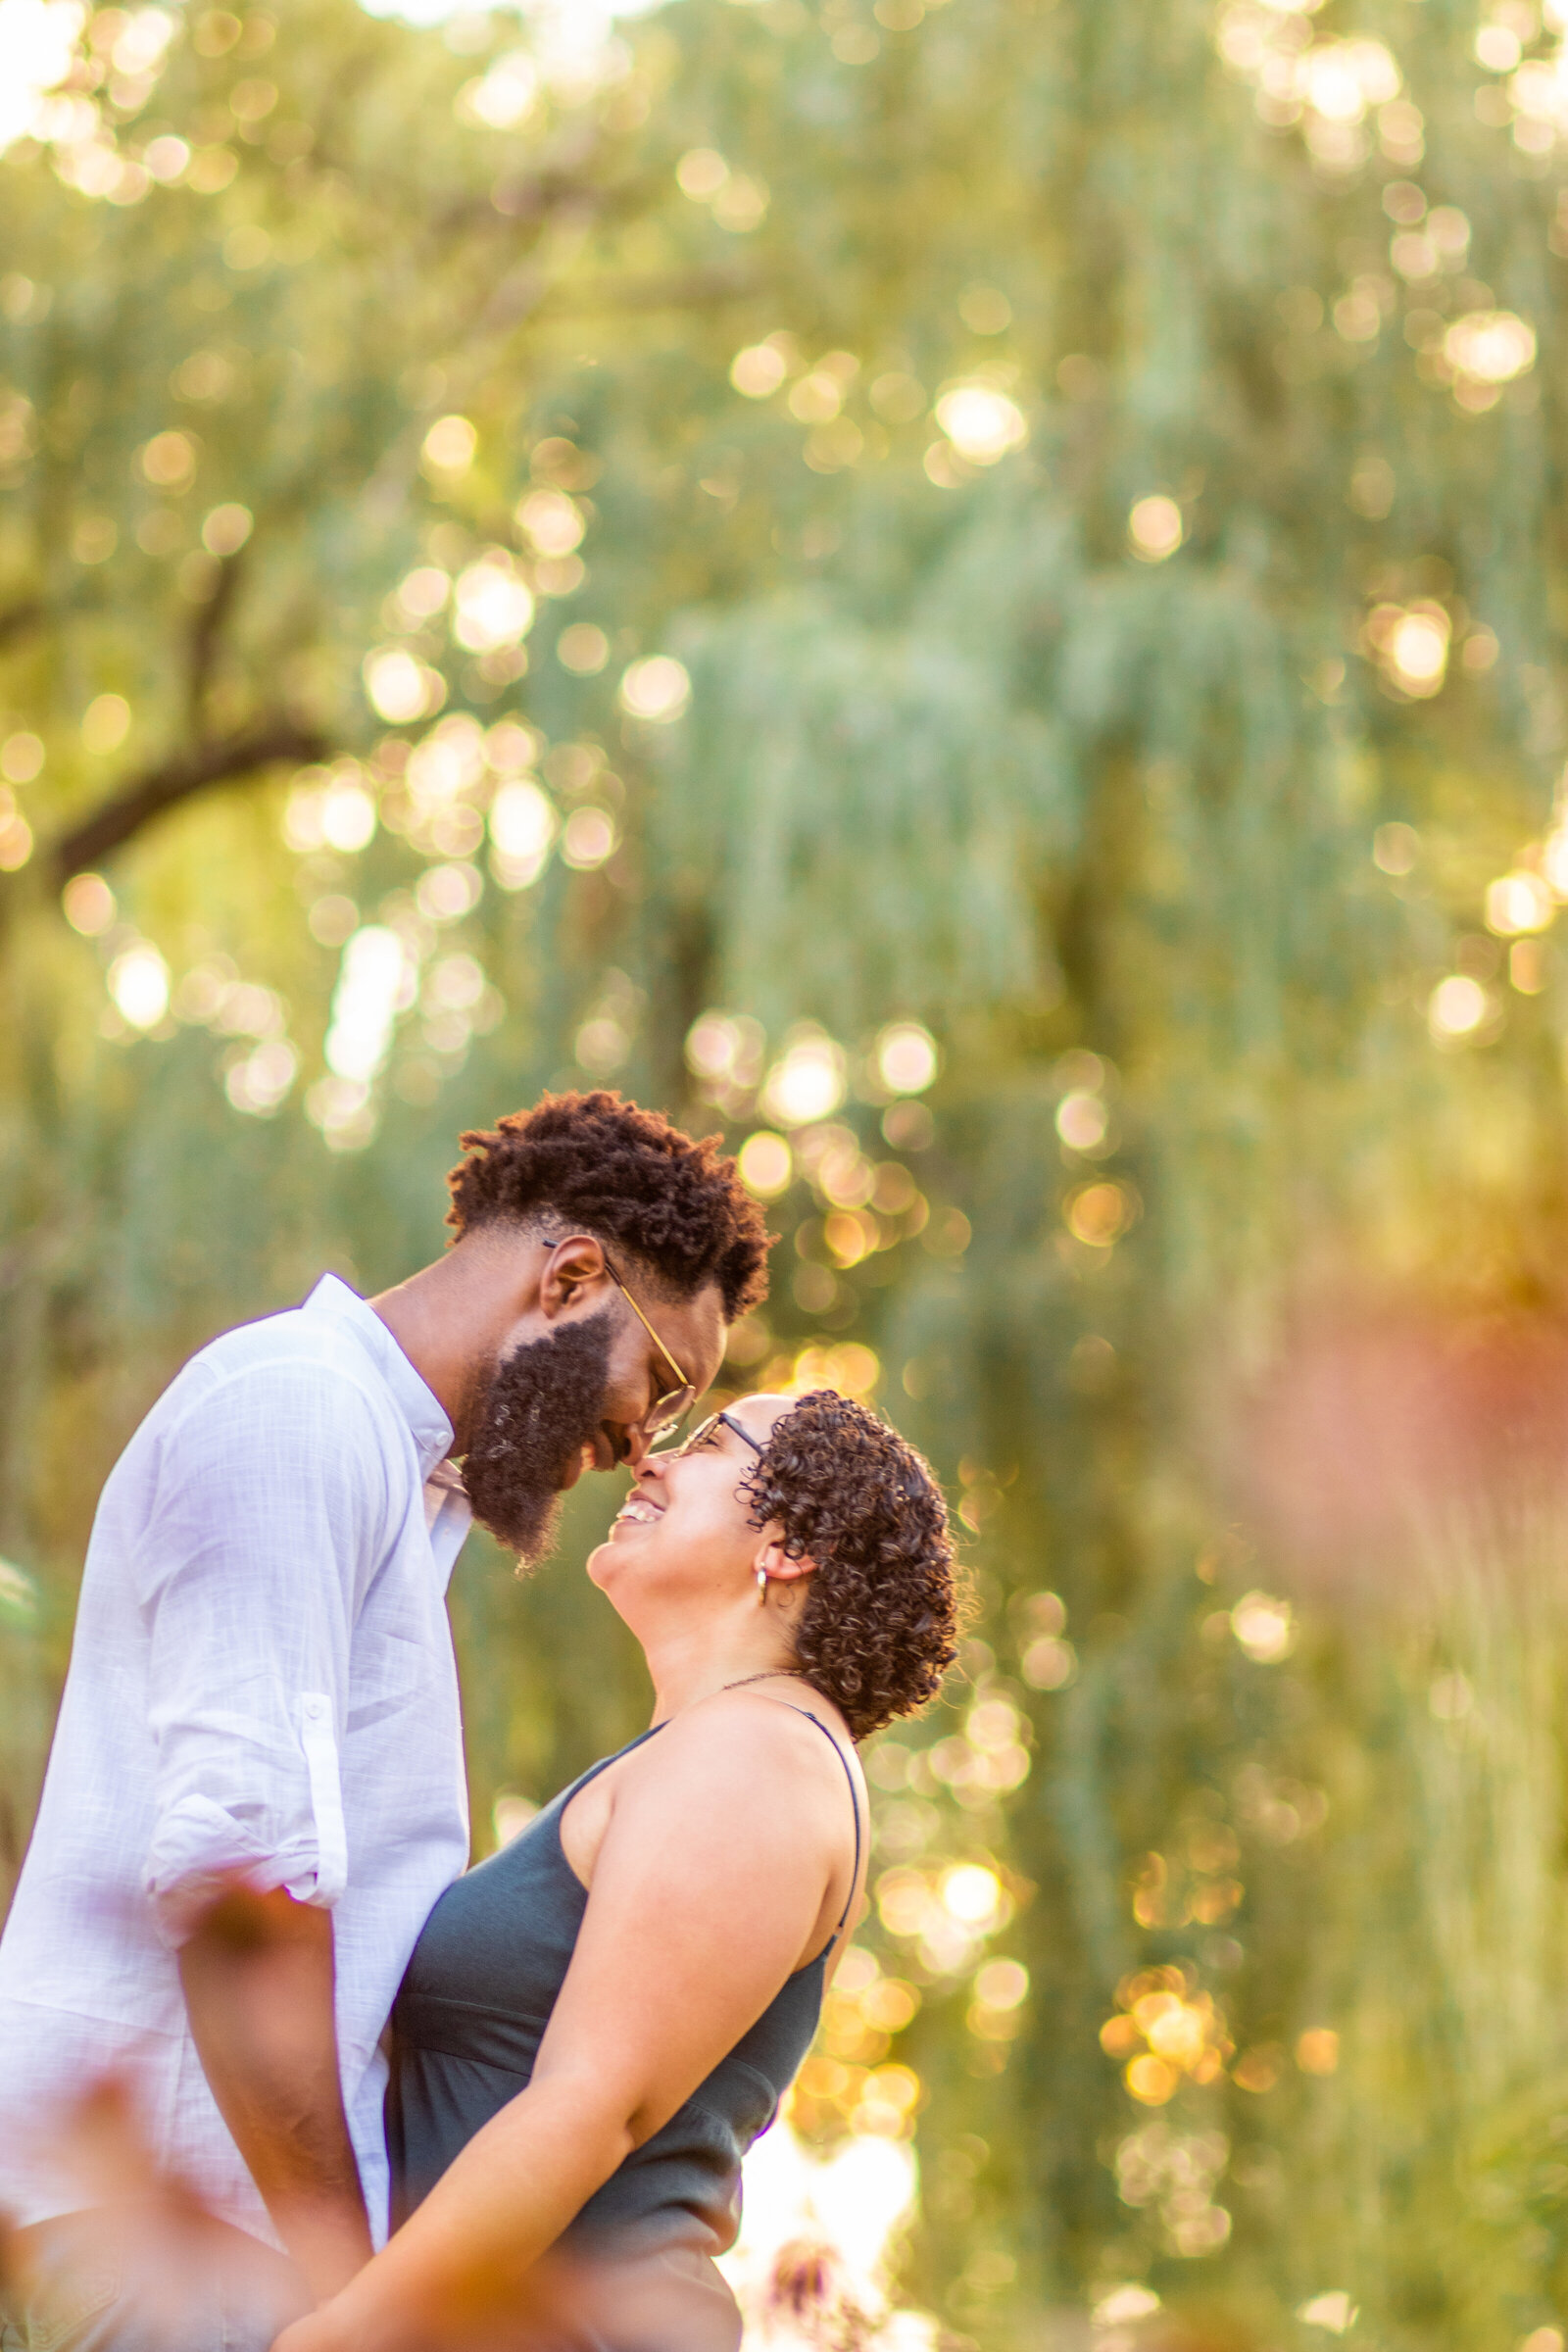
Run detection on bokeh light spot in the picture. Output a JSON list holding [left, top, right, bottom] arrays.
[[63, 872, 116, 934], [942, 1864, 1002, 1926], [739, 1131, 793, 1198], [1429, 973, 1488, 1040], [0, 731, 43, 783], [1129, 494, 1183, 561], [762, 1030, 847, 1126], [557, 622, 609, 674], [934, 383, 1027, 465], [1230, 1591, 1296, 1662], [109, 943, 171, 1029], [1485, 871, 1553, 936], [876, 1021, 938, 1095], [200, 502, 252, 557], [420, 414, 477, 473], [560, 806, 617, 869], [618, 655, 691, 721], [731, 342, 789, 397], [364, 646, 444, 724]]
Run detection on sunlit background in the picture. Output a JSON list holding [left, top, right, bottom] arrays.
[[9, 0, 1568, 2340]]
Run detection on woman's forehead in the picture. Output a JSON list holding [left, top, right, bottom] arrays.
[[728, 1392, 797, 1443]]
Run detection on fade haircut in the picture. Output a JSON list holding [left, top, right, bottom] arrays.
[[446, 1090, 772, 1319]]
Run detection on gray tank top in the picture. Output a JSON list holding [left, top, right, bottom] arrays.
[[386, 1707, 861, 2259]]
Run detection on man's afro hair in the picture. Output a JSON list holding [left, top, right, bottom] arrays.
[[446, 1090, 772, 1319]]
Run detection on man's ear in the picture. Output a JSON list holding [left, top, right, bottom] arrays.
[[753, 1536, 816, 1588], [539, 1232, 612, 1322]]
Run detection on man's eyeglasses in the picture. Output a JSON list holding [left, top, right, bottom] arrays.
[[601, 1255, 699, 1439]]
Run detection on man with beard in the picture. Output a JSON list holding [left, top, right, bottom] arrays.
[[0, 1091, 770, 2352]]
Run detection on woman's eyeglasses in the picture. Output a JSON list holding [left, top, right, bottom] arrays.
[[667, 1410, 764, 1459]]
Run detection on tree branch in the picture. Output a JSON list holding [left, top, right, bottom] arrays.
[[52, 717, 330, 880], [186, 552, 245, 732]]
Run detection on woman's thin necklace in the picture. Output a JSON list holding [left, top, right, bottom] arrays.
[[721, 1668, 808, 1692]]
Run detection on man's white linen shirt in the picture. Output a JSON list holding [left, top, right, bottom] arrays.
[[0, 1275, 472, 2249]]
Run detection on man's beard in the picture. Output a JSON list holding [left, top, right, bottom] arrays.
[[461, 1310, 615, 1565]]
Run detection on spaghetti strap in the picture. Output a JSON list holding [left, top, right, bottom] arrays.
[[773, 1702, 862, 1941]]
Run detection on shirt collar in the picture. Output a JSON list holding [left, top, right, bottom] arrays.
[[301, 1273, 456, 1481]]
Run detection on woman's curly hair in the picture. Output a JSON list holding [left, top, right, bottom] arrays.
[[742, 1390, 960, 1740], [447, 1090, 771, 1319]]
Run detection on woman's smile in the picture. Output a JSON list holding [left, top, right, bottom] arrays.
[[612, 1493, 665, 1530]]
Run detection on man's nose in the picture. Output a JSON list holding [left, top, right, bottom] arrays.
[[619, 1421, 653, 1470]]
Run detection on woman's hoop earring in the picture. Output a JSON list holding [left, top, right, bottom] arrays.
[[756, 1567, 768, 1603]]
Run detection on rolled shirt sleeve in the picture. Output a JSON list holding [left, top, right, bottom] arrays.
[[133, 1356, 392, 1943]]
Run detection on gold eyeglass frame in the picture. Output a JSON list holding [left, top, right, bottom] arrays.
[[600, 1253, 698, 1439]]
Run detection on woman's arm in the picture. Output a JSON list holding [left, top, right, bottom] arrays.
[[275, 1696, 858, 2351]]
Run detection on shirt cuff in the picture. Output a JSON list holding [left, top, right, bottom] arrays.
[[145, 1696, 348, 1946]]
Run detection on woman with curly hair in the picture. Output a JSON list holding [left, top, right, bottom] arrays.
[[273, 1388, 958, 2352]]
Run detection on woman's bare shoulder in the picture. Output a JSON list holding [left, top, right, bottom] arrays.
[[628, 1687, 861, 1801]]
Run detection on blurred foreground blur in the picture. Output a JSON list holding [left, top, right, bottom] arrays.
[[6, 2075, 911, 2350], [9, 0, 1568, 2340]]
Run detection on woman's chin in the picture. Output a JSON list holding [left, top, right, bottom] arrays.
[[586, 1543, 652, 1632], [587, 1523, 644, 1588], [585, 1539, 615, 1590]]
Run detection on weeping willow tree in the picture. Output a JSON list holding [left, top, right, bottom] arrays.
[[6, 0, 1568, 2339]]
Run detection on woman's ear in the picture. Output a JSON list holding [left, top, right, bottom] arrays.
[[753, 1536, 816, 1590]]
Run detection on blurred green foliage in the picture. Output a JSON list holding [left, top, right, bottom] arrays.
[[10, 0, 1568, 2341]]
